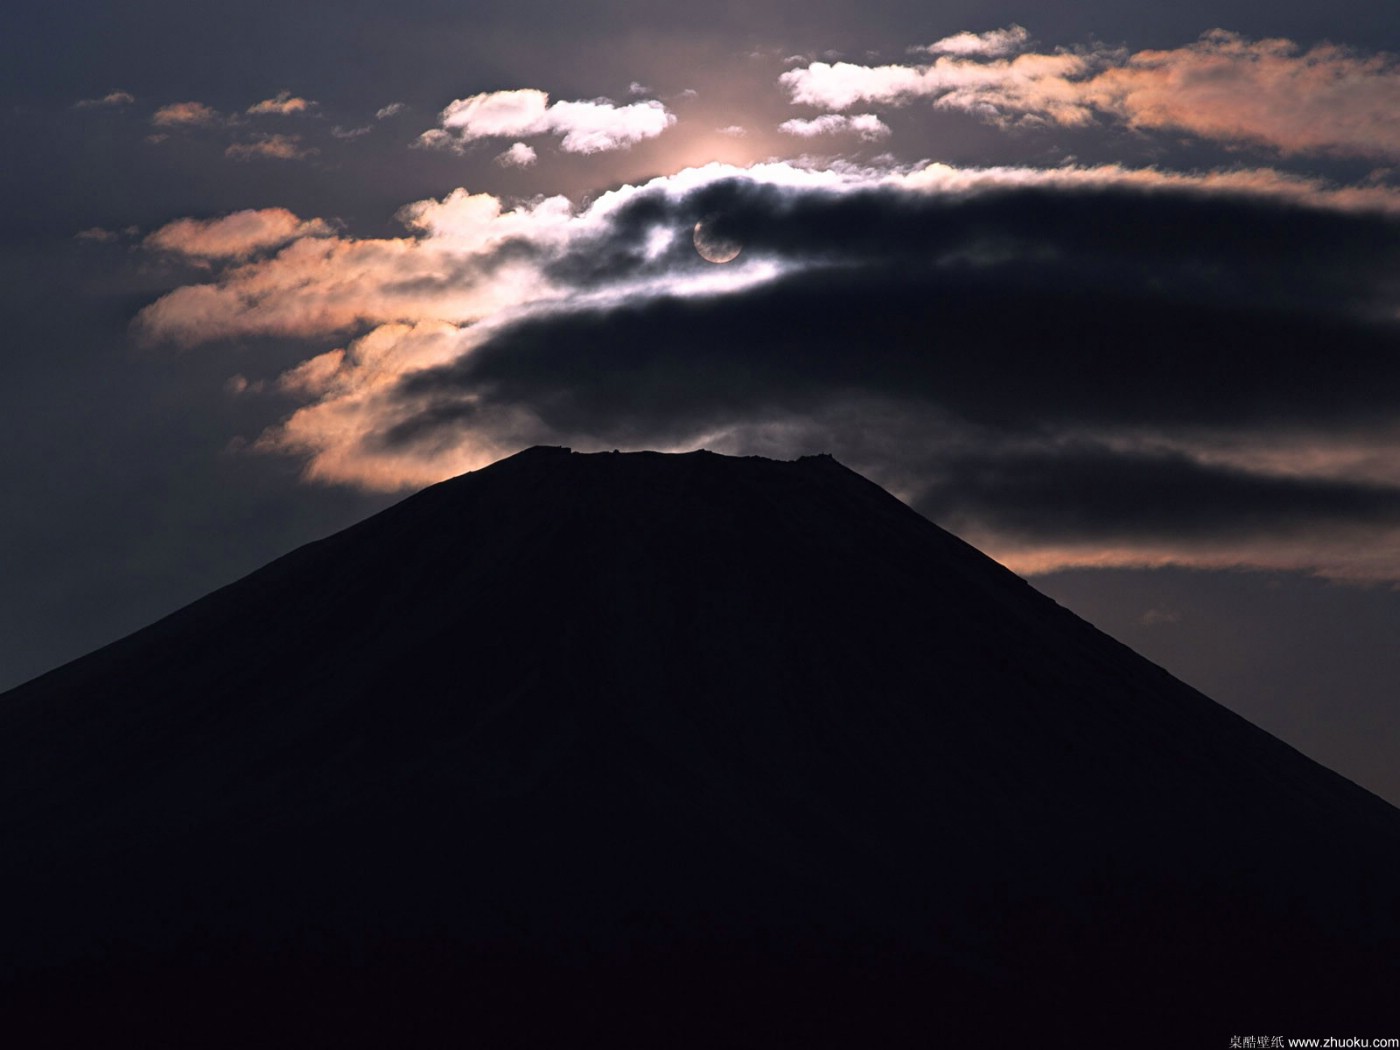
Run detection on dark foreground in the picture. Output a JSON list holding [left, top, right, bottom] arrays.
[[3, 448, 1398, 1046]]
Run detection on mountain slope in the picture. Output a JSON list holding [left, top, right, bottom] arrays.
[[2, 446, 1398, 1046]]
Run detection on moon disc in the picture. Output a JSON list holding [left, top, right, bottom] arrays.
[[693, 221, 742, 264]]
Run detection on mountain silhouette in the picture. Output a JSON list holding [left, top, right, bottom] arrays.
[[2, 446, 1397, 1046]]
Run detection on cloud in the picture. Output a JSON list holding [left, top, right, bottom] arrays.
[[133, 162, 1400, 579], [1139, 608, 1181, 626], [1083, 31, 1400, 159], [247, 91, 315, 116], [779, 114, 890, 140], [376, 103, 406, 120], [920, 25, 1031, 58], [75, 90, 135, 109], [152, 101, 220, 127], [913, 442, 1400, 545], [134, 186, 585, 347], [780, 53, 1094, 124], [495, 142, 538, 167], [782, 30, 1400, 158], [145, 208, 333, 260], [420, 88, 676, 154], [257, 322, 499, 489], [224, 134, 314, 160], [331, 125, 373, 139]]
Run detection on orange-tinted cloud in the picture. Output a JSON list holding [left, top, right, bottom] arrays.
[[152, 101, 220, 127], [897, 161, 1400, 214], [919, 25, 1031, 59], [1084, 31, 1400, 158], [246, 91, 315, 116], [783, 30, 1400, 159], [255, 322, 510, 489], [75, 90, 135, 108], [982, 529, 1400, 583], [145, 208, 333, 260], [135, 188, 582, 347], [224, 134, 314, 161]]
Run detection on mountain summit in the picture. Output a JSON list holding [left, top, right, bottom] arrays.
[[3, 447, 1398, 1045]]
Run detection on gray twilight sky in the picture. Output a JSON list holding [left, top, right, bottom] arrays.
[[3, 0, 1400, 802]]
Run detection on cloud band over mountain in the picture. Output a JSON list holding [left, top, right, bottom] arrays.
[[134, 160, 1400, 580]]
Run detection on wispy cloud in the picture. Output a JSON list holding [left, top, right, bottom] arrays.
[[75, 90, 135, 109], [375, 103, 406, 120], [783, 29, 1400, 159], [152, 101, 221, 127], [494, 142, 538, 167], [779, 114, 890, 140], [418, 88, 676, 154], [135, 186, 585, 348], [145, 208, 332, 260], [224, 133, 315, 161], [247, 91, 316, 116], [919, 25, 1031, 58]]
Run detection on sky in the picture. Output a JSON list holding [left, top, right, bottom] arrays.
[[4, 1, 1400, 802]]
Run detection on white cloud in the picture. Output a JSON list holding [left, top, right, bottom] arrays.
[[779, 113, 891, 140], [421, 88, 676, 154], [546, 98, 675, 152], [439, 88, 550, 139], [781, 53, 1096, 126], [920, 25, 1030, 58], [495, 142, 538, 167], [781, 61, 937, 111], [376, 103, 406, 120]]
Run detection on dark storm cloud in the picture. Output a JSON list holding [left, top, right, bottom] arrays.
[[910, 443, 1400, 541], [373, 176, 1400, 565], [399, 180, 1400, 437], [555, 175, 1399, 310]]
